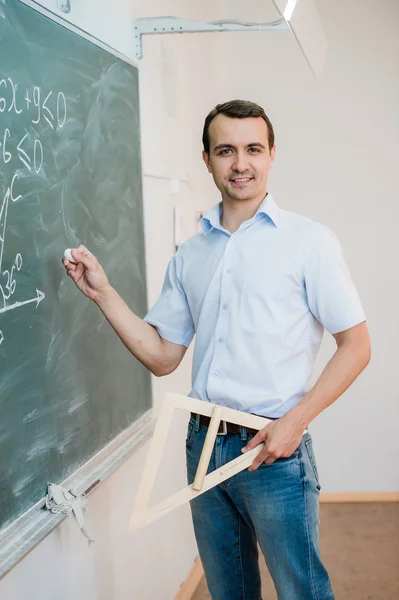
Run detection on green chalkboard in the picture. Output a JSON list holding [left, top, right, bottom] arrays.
[[0, 0, 151, 532]]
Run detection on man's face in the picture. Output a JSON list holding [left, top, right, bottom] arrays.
[[203, 114, 275, 204]]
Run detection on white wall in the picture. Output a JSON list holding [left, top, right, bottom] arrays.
[[2, 0, 398, 598]]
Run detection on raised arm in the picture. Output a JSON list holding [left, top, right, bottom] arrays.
[[62, 245, 187, 377]]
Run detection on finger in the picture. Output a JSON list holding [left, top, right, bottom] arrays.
[[63, 260, 77, 274], [63, 259, 76, 270], [241, 430, 265, 453], [76, 244, 96, 260], [263, 456, 277, 465], [74, 263, 84, 279], [67, 265, 82, 282], [249, 451, 270, 471], [72, 246, 97, 269], [62, 258, 72, 268]]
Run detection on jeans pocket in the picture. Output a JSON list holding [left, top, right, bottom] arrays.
[[256, 449, 300, 468], [186, 419, 195, 448], [304, 438, 320, 487]]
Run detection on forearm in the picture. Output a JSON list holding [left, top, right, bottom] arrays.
[[95, 286, 169, 376], [287, 341, 371, 429]]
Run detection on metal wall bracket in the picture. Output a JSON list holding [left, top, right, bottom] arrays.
[[57, 0, 71, 14], [133, 16, 289, 60]]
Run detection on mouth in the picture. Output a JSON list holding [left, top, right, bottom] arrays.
[[229, 176, 254, 187]]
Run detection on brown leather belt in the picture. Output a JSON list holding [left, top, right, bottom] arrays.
[[191, 412, 263, 436]]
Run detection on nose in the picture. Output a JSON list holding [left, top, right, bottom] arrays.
[[231, 150, 250, 173]]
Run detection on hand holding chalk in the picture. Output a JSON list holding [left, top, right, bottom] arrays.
[[62, 244, 111, 303]]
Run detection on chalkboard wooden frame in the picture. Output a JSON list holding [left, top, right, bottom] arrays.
[[0, 0, 155, 579]]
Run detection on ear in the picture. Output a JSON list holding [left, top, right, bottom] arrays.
[[202, 150, 212, 173], [269, 145, 276, 169]]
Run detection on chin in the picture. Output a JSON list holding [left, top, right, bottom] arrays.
[[228, 192, 258, 202]]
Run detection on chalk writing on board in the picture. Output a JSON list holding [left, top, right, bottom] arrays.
[[0, 78, 68, 345], [0, 288, 45, 314]]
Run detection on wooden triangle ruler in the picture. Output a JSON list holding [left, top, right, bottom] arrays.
[[128, 392, 280, 533]]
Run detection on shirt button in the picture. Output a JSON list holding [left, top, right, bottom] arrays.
[[226, 269, 231, 274], [213, 371, 218, 376], [218, 337, 224, 343], [222, 304, 228, 309]]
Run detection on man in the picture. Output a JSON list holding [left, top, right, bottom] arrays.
[[63, 100, 370, 600]]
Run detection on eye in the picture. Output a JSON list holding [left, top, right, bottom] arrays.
[[248, 147, 261, 153], [218, 149, 232, 155]]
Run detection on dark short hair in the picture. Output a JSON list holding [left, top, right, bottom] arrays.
[[202, 100, 275, 155]]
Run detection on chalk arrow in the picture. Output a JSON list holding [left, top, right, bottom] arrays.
[[0, 288, 46, 315]]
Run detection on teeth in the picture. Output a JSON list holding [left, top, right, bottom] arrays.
[[233, 178, 251, 182]]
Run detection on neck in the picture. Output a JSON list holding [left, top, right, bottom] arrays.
[[220, 193, 268, 233]]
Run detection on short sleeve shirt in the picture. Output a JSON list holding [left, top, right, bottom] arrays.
[[144, 194, 366, 417]]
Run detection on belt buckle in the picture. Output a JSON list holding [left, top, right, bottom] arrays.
[[217, 420, 228, 436]]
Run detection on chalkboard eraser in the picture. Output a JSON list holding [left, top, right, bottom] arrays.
[[64, 248, 77, 263]]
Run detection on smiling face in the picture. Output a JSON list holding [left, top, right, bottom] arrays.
[[203, 114, 275, 205]]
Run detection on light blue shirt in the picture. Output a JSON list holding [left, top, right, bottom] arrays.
[[144, 194, 366, 418]]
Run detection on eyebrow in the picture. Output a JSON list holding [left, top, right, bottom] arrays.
[[213, 142, 266, 151]]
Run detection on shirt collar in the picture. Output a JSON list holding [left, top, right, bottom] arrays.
[[201, 193, 280, 235]]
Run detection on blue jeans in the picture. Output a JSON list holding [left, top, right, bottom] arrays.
[[186, 416, 335, 600]]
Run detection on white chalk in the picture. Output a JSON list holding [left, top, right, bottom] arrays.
[[64, 248, 77, 263]]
